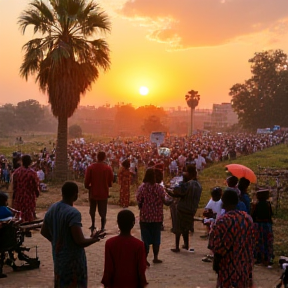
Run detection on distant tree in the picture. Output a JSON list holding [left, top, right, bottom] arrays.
[[185, 90, 200, 135], [230, 49, 288, 130], [114, 104, 137, 135], [0, 104, 17, 134], [16, 99, 44, 131], [69, 124, 82, 138], [142, 115, 167, 135], [18, 0, 111, 180]]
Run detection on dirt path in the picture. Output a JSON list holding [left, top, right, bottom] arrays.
[[1, 205, 282, 288]]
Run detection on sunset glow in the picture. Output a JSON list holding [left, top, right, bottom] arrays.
[[0, 0, 288, 109]]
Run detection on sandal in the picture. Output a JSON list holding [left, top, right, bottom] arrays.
[[202, 256, 212, 263]]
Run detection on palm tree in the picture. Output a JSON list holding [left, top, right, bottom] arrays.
[[185, 90, 200, 136], [18, 0, 111, 180]]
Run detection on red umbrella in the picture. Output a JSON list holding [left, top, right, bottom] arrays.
[[225, 164, 257, 183]]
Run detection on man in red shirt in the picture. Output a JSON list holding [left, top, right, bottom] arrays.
[[84, 151, 113, 234], [101, 209, 148, 288]]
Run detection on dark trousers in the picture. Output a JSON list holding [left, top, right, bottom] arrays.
[[89, 199, 108, 229]]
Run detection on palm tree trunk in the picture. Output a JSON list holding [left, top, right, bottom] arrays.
[[190, 107, 194, 136], [54, 114, 68, 181]]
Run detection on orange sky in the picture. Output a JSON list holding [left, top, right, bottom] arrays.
[[0, 0, 288, 109]]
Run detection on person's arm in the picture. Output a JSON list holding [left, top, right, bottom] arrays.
[[70, 225, 101, 248], [41, 221, 52, 242]]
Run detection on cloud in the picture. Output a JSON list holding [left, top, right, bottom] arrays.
[[117, 0, 288, 49]]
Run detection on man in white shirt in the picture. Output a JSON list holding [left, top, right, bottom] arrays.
[[195, 153, 206, 172]]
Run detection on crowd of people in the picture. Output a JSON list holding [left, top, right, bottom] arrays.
[[1, 131, 284, 186], [0, 131, 283, 287]]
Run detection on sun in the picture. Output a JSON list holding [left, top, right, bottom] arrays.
[[139, 86, 149, 96]]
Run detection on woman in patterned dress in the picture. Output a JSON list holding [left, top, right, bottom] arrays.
[[136, 168, 171, 266], [12, 154, 40, 222], [118, 159, 131, 208]]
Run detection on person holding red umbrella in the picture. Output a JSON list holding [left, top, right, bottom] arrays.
[[238, 177, 251, 214]]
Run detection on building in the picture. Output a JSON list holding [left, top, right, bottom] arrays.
[[204, 103, 238, 131]]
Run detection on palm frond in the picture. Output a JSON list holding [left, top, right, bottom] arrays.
[[30, 0, 54, 23], [18, 1, 55, 35], [20, 45, 43, 80], [20, 0, 111, 118]]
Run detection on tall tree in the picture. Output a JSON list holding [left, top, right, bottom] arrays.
[[185, 90, 200, 135], [230, 50, 288, 130], [18, 0, 110, 180]]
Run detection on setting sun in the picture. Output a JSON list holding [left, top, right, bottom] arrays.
[[139, 86, 149, 96]]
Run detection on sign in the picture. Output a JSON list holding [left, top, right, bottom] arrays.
[[150, 132, 165, 146]]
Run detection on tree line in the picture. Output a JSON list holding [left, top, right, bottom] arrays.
[[0, 101, 169, 137]]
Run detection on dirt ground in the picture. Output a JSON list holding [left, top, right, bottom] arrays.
[[1, 204, 283, 288]]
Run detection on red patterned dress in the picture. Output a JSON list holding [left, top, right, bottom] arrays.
[[13, 166, 40, 222], [208, 210, 254, 288], [118, 167, 131, 208]]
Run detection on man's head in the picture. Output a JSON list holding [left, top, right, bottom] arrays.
[[238, 177, 250, 192], [22, 154, 32, 168], [97, 151, 106, 162], [222, 188, 238, 211], [117, 209, 135, 233], [186, 165, 197, 179], [226, 176, 238, 188], [62, 182, 78, 202]]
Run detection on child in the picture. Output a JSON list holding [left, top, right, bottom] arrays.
[[201, 187, 223, 262], [251, 189, 274, 268], [0, 192, 14, 220], [101, 210, 148, 288]]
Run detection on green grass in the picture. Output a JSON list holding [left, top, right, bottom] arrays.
[[198, 143, 288, 258], [198, 144, 288, 207]]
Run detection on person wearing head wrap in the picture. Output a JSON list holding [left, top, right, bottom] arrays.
[[118, 159, 132, 208]]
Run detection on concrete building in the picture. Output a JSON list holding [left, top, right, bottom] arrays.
[[204, 103, 238, 132]]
